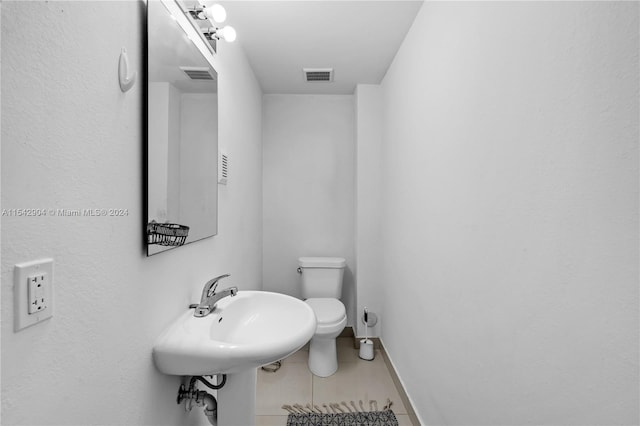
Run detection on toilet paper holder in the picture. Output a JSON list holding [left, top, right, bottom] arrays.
[[362, 307, 378, 327]]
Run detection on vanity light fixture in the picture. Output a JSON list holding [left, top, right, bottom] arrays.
[[196, 3, 226, 22], [204, 25, 236, 42], [187, 2, 237, 43]]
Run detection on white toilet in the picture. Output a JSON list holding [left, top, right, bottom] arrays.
[[298, 256, 347, 377]]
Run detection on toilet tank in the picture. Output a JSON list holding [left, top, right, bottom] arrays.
[[298, 257, 346, 299]]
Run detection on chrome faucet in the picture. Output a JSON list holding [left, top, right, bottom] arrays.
[[193, 274, 238, 317]]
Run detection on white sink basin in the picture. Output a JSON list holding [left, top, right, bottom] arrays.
[[153, 291, 316, 375]]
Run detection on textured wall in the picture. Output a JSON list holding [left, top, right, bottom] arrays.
[[379, 2, 639, 425], [1, 1, 263, 425], [262, 95, 356, 326]]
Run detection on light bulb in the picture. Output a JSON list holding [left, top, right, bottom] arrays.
[[219, 25, 236, 42], [203, 4, 226, 23]]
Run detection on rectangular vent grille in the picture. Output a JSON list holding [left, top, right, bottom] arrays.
[[303, 68, 334, 82], [218, 152, 228, 185], [180, 67, 214, 80]]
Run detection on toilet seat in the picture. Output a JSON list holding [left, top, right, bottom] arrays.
[[305, 298, 346, 323], [305, 298, 347, 335]]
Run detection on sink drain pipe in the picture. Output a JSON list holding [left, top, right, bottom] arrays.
[[194, 389, 217, 426], [177, 375, 226, 426]]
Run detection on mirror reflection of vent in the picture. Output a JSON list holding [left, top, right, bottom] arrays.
[[180, 67, 215, 80], [303, 68, 334, 82], [218, 151, 228, 185]]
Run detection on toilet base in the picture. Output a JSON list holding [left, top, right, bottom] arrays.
[[308, 336, 338, 377]]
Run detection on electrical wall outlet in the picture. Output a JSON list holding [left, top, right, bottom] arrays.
[[14, 258, 54, 331], [28, 273, 48, 314]]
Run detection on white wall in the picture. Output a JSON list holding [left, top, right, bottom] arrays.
[[354, 85, 383, 337], [148, 82, 183, 224], [167, 83, 182, 223], [0, 1, 263, 425], [180, 93, 218, 241], [378, 2, 639, 425], [262, 95, 356, 326], [148, 82, 171, 222]]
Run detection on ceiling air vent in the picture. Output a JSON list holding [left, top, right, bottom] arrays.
[[180, 67, 215, 80], [303, 68, 334, 82]]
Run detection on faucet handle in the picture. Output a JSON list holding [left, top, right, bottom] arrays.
[[205, 273, 231, 296]]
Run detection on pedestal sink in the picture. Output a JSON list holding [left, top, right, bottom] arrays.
[[152, 290, 316, 425]]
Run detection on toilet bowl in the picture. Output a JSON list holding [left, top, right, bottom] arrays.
[[305, 298, 347, 377], [297, 256, 347, 377]]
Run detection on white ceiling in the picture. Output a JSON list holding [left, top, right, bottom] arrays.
[[219, 1, 423, 94]]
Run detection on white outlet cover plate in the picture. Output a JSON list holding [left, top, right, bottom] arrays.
[[14, 258, 54, 331]]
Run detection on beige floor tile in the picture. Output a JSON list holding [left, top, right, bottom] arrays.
[[360, 349, 386, 367], [282, 347, 308, 364], [311, 359, 408, 414], [256, 360, 312, 415], [255, 415, 288, 426], [336, 337, 359, 363]]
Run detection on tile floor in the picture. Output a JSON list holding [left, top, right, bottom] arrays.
[[255, 338, 416, 425]]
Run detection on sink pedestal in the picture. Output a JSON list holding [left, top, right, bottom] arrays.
[[217, 369, 257, 426]]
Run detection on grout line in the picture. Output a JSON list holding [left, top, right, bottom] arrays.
[[310, 363, 314, 406]]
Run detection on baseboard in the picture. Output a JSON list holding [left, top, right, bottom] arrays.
[[349, 330, 421, 426], [378, 341, 421, 426]]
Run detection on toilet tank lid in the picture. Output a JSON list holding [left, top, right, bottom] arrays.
[[298, 257, 346, 268]]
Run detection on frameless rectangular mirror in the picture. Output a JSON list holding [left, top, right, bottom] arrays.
[[147, 0, 218, 256]]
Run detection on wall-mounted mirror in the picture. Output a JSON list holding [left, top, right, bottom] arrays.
[[147, 0, 218, 256]]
